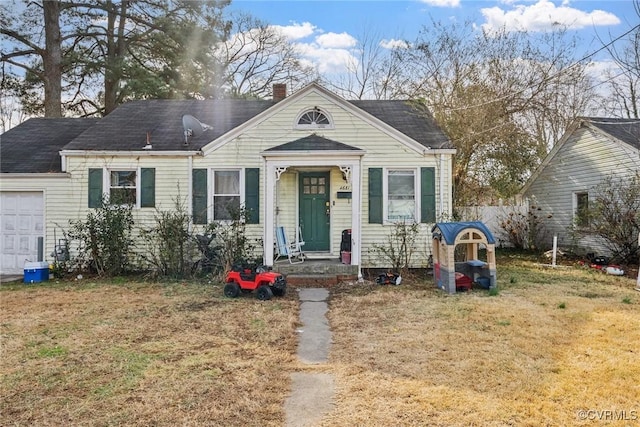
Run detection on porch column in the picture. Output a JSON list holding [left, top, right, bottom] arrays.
[[264, 162, 276, 266], [350, 160, 362, 277]]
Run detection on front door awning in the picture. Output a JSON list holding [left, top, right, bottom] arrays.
[[262, 134, 365, 156]]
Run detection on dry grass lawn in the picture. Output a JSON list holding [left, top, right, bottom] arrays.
[[1, 253, 639, 426], [0, 280, 299, 426], [326, 254, 640, 426]]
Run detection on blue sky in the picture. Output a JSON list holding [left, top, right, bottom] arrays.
[[228, 0, 638, 74]]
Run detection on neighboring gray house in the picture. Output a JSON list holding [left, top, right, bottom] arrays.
[[521, 117, 640, 255]]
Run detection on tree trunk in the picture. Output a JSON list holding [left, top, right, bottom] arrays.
[[43, 0, 62, 117], [103, 0, 127, 115]]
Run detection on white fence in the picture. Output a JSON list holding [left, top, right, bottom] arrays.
[[457, 201, 530, 248]]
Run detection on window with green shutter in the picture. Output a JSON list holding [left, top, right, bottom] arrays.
[[388, 169, 416, 221], [212, 170, 240, 220], [88, 168, 103, 208], [192, 169, 208, 224], [245, 168, 259, 224], [109, 170, 137, 205]]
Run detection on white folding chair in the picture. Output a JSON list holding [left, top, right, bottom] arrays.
[[275, 226, 305, 264]]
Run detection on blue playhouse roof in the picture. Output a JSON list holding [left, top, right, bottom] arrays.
[[432, 221, 496, 245]]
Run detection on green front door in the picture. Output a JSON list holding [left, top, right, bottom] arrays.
[[299, 172, 330, 251]]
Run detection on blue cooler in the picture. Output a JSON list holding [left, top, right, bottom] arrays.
[[24, 262, 50, 283]]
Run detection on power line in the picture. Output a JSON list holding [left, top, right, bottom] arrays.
[[439, 24, 640, 113]]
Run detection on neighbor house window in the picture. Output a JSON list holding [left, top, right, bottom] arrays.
[[109, 170, 137, 205], [296, 108, 332, 129], [387, 169, 416, 221], [575, 192, 589, 227], [213, 170, 240, 220]]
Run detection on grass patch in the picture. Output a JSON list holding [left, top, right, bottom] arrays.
[[327, 254, 639, 426], [36, 345, 68, 358], [2, 253, 638, 426], [0, 280, 299, 426]]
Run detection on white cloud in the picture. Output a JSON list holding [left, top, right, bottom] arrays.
[[419, 0, 460, 7], [481, 0, 620, 33], [266, 24, 359, 74], [265, 23, 360, 74], [380, 38, 410, 49], [316, 32, 357, 49], [293, 42, 358, 74], [271, 21, 316, 40]]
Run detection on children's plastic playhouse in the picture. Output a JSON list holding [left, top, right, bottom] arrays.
[[431, 221, 497, 294]]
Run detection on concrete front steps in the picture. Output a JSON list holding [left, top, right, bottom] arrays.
[[274, 258, 358, 286]]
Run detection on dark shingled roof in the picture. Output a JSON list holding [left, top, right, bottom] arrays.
[[264, 134, 363, 152], [63, 98, 452, 152], [584, 117, 640, 150], [63, 99, 276, 151], [351, 100, 453, 149], [1, 96, 453, 173], [1, 118, 99, 173]]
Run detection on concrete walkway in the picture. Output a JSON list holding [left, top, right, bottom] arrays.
[[296, 288, 332, 364], [284, 288, 335, 427]]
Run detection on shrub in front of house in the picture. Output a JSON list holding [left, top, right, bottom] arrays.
[[65, 197, 134, 277]]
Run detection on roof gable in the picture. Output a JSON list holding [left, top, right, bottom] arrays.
[[202, 82, 453, 155], [1, 118, 99, 173], [520, 117, 640, 195]]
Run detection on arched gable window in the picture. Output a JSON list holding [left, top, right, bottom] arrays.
[[295, 108, 333, 129]]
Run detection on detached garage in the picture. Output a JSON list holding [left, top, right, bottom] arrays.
[[1, 192, 44, 274], [1, 118, 99, 275]]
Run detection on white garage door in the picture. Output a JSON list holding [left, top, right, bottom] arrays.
[[1, 192, 44, 274]]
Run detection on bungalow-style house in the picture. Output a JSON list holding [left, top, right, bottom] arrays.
[[521, 117, 640, 255], [1, 83, 456, 276]]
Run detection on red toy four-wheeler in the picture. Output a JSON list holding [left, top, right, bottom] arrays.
[[223, 264, 287, 300]]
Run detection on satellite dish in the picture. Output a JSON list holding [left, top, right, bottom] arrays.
[[182, 115, 212, 144]]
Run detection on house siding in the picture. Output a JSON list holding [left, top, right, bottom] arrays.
[[7, 87, 454, 270], [203, 92, 454, 268], [0, 175, 69, 272], [524, 127, 640, 254], [49, 157, 188, 263]]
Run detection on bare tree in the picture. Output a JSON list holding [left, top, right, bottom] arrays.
[[327, 27, 412, 100], [402, 20, 598, 206], [1, 0, 231, 118], [600, 1, 640, 118], [0, 71, 27, 131], [1, 0, 69, 117], [213, 13, 315, 99]]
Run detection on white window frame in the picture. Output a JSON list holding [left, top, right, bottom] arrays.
[[384, 168, 419, 223], [294, 107, 335, 130], [209, 168, 244, 222], [573, 190, 589, 228], [106, 168, 140, 208]]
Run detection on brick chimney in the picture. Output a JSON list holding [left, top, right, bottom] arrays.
[[273, 83, 287, 102]]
